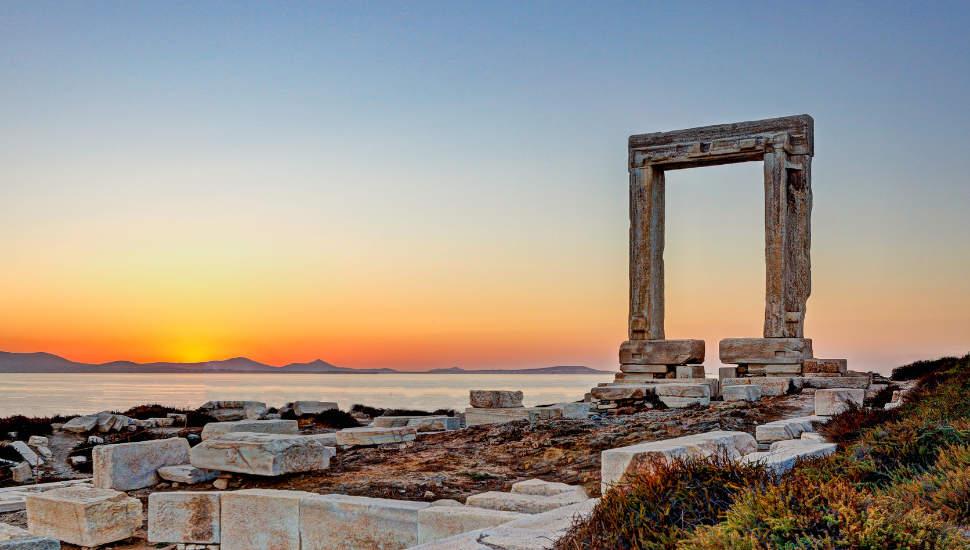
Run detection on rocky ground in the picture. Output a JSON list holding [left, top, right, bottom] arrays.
[[0, 395, 803, 549]]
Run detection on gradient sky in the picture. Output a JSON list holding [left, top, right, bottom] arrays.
[[1, 2, 968, 373]]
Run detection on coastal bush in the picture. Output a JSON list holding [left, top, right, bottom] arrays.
[[864, 382, 899, 409], [886, 442, 970, 525], [678, 478, 965, 550], [113, 404, 215, 427], [891, 354, 966, 381], [553, 455, 776, 550], [351, 404, 385, 417], [0, 444, 23, 463], [816, 404, 899, 447], [308, 409, 360, 429], [0, 414, 70, 440], [349, 404, 456, 417]]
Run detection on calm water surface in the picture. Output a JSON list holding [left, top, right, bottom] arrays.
[[0, 373, 616, 417]]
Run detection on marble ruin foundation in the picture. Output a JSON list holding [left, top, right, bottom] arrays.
[[611, 114, 846, 385]]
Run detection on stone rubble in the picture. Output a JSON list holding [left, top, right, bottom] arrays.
[[157, 464, 220, 484]]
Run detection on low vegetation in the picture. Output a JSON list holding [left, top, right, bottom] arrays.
[[555, 354, 970, 550], [0, 414, 73, 440], [350, 404, 457, 417]]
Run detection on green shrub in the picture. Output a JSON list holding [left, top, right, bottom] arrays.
[[886, 443, 970, 525], [891, 354, 965, 381], [350, 404, 385, 417], [679, 479, 965, 550], [308, 409, 360, 429], [553, 455, 776, 550], [816, 404, 899, 448], [0, 415, 70, 440]]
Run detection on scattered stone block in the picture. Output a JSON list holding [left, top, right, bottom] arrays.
[[152, 417, 176, 427], [740, 441, 837, 473], [335, 427, 417, 446], [200, 420, 299, 440], [718, 338, 813, 364], [548, 403, 589, 419], [300, 494, 430, 550], [655, 384, 710, 408], [200, 401, 268, 422], [718, 366, 738, 380], [26, 437, 48, 448], [221, 489, 314, 550], [619, 339, 705, 365], [510, 479, 586, 498], [0, 537, 60, 550], [292, 401, 338, 416], [464, 490, 587, 515], [464, 408, 562, 427], [10, 443, 40, 468], [722, 385, 761, 402], [190, 433, 331, 476], [167, 413, 187, 423], [33, 447, 51, 459], [473, 499, 600, 550], [764, 365, 802, 375], [406, 417, 461, 432], [148, 491, 221, 544], [0, 522, 29, 541], [675, 365, 706, 379], [11, 463, 31, 483], [418, 506, 525, 545], [815, 389, 865, 416], [25, 487, 142, 547], [469, 391, 524, 409], [719, 377, 794, 397], [373, 416, 424, 428], [803, 358, 847, 374], [619, 364, 669, 373], [591, 385, 655, 401], [62, 415, 98, 433], [601, 431, 757, 491], [68, 456, 86, 466], [93, 437, 190, 491], [157, 465, 220, 484], [87, 436, 104, 444]]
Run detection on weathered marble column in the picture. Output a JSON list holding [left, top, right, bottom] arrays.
[[629, 165, 665, 340]]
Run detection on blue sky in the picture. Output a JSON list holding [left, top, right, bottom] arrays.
[[1, 2, 968, 371]]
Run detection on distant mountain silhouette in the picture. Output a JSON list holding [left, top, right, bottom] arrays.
[[0, 351, 610, 374]]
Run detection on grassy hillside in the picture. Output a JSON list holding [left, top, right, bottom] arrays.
[[555, 354, 970, 550]]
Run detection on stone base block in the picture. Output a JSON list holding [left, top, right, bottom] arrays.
[[610, 377, 719, 396], [601, 431, 757, 492], [148, 491, 221, 544], [93, 437, 190, 491], [292, 401, 339, 416], [418, 506, 524, 545], [719, 338, 812, 365], [300, 494, 430, 550], [722, 385, 761, 402], [0, 537, 60, 550], [25, 487, 142, 547], [815, 389, 865, 416], [619, 339, 705, 365], [740, 441, 837, 473], [803, 359, 847, 374], [221, 489, 314, 550], [590, 385, 655, 401], [614, 372, 668, 382], [676, 365, 706, 379], [201, 420, 299, 440], [763, 365, 802, 375], [510, 479, 587, 498], [801, 377, 870, 390], [407, 417, 461, 432], [469, 391, 523, 409], [655, 384, 710, 408], [335, 427, 418, 446], [157, 465, 219, 485], [464, 408, 563, 427], [619, 364, 669, 374], [190, 433, 331, 475], [719, 377, 794, 397], [464, 491, 587, 515]]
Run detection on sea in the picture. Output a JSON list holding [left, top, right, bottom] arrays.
[[0, 373, 617, 418]]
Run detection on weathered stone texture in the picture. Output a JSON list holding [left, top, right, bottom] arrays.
[[25, 487, 142, 547], [464, 491, 588, 515], [417, 507, 525, 545], [292, 401, 339, 416], [156, 465, 219, 485], [0, 523, 29, 541], [335, 427, 417, 447], [510, 479, 587, 498], [148, 491, 221, 544], [200, 401, 267, 422], [719, 377, 794, 397], [722, 385, 761, 402], [93, 437, 190, 491], [190, 433, 331, 475], [220, 489, 314, 550], [719, 338, 812, 364], [815, 389, 865, 416], [200, 419, 299, 440], [619, 340, 704, 365], [300, 494, 430, 550], [590, 385, 654, 401], [469, 391, 524, 409], [406, 417, 461, 432], [675, 365, 706, 379], [0, 537, 60, 550]]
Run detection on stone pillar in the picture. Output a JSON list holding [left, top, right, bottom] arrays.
[[763, 145, 812, 338], [629, 165, 665, 340]]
